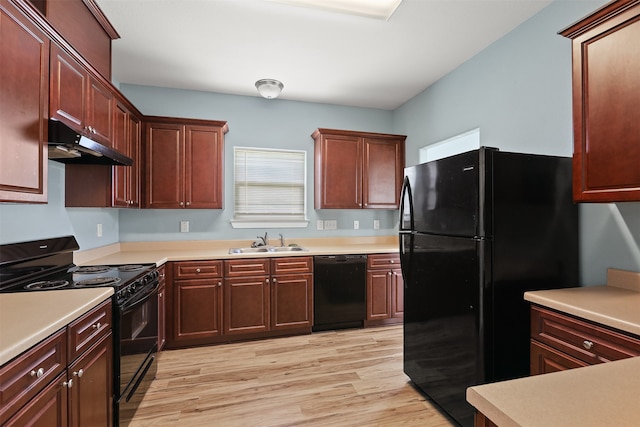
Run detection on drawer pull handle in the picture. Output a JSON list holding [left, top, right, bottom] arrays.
[[30, 368, 44, 378], [196, 268, 201, 273], [73, 369, 84, 378], [390, 260, 394, 264], [62, 379, 73, 388], [583, 340, 594, 350], [92, 322, 102, 329]]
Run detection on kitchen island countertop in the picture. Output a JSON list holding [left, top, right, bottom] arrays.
[[0, 288, 114, 365], [467, 268, 640, 426]]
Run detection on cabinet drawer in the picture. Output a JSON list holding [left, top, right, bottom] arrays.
[[0, 329, 67, 424], [67, 299, 112, 363], [367, 253, 400, 269], [174, 260, 223, 279], [531, 306, 640, 365], [224, 258, 270, 277], [271, 257, 312, 275]]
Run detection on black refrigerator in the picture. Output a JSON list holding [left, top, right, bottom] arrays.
[[399, 147, 579, 426]]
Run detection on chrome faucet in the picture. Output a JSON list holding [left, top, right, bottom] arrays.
[[279, 233, 285, 247], [257, 232, 269, 247]]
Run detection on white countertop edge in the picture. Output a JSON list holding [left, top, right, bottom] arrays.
[[524, 286, 640, 337], [466, 357, 640, 427], [0, 288, 114, 365]]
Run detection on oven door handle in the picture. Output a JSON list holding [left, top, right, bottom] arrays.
[[120, 281, 159, 312]]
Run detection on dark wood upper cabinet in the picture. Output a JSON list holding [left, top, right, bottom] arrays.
[[144, 117, 228, 209], [0, 0, 49, 203], [50, 43, 113, 147], [30, 0, 118, 79], [312, 128, 406, 209], [560, 0, 640, 202]]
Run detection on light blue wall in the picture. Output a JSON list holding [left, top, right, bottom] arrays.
[[0, 162, 120, 250], [393, 0, 640, 285], [117, 85, 399, 242]]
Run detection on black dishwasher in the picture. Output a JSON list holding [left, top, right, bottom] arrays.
[[313, 255, 367, 332]]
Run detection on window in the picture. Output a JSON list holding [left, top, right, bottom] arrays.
[[231, 147, 308, 228], [419, 128, 480, 164]]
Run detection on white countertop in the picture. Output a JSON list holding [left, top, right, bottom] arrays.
[[74, 236, 400, 266], [467, 268, 640, 427], [0, 288, 114, 365]]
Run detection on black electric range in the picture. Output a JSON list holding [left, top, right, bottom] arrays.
[[0, 236, 159, 426]]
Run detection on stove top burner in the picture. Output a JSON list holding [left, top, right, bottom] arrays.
[[74, 277, 122, 287], [117, 265, 145, 272], [73, 265, 112, 274], [25, 280, 70, 290]]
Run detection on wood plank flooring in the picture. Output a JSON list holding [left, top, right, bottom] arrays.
[[129, 325, 456, 427]]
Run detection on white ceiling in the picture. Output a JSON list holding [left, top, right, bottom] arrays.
[[96, 0, 553, 110]]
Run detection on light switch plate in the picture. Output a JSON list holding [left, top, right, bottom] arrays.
[[96, 223, 102, 237], [373, 219, 380, 230], [180, 220, 189, 233], [317, 220, 324, 230], [353, 220, 359, 229]]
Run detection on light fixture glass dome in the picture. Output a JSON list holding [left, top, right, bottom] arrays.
[[255, 79, 284, 99]]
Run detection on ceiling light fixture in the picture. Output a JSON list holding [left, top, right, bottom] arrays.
[[255, 79, 284, 99]]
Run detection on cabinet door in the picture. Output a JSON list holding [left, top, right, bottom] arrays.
[[50, 44, 86, 130], [3, 372, 68, 427], [127, 114, 141, 207], [562, 2, 640, 202], [173, 278, 223, 343], [86, 77, 113, 146], [145, 122, 184, 208], [224, 276, 270, 335], [367, 269, 391, 321], [0, 0, 49, 203], [315, 134, 362, 209], [112, 103, 129, 207], [363, 137, 404, 208], [68, 333, 113, 427], [184, 125, 223, 208], [271, 273, 312, 330], [530, 340, 587, 375], [391, 268, 404, 319]]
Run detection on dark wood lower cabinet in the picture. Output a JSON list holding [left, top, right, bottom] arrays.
[[0, 300, 113, 426], [366, 254, 403, 326], [167, 257, 312, 348]]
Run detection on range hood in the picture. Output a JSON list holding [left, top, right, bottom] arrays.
[[48, 119, 133, 166]]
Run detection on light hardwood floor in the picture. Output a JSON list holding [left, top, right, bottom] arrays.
[[129, 325, 456, 427]]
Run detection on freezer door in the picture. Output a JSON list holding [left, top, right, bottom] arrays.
[[403, 233, 487, 427], [404, 148, 492, 237]]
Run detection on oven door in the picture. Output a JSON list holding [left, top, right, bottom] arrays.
[[115, 281, 159, 425]]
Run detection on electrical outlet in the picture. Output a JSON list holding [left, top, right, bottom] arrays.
[[324, 220, 337, 230], [180, 220, 189, 233], [373, 219, 380, 230], [317, 220, 324, 230], [96, 223, 102, 237], [353, 220, 359, 230]]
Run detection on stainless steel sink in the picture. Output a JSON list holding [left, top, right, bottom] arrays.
[[228, 246, 308, 254]]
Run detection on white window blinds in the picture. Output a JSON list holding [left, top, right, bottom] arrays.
[[233, 147, 307, 226]]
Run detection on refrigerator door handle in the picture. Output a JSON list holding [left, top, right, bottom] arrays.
[[399, 176, 414, 232], [399, 233, 413, 287]]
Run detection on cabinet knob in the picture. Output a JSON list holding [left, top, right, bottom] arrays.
[[186, 201, 190, 206], [92, 322, 102, 329], [158, 292, 163, 297], [30, 368, 45, 378], [196, 268, 201, 273], [179, 202, 184, 206], [389, 260, 394, 264], [273, 278, 277, 284], [62, 379, 73, 388], [218, 281, 222, 287], [73, 369, 84, 378], [388, 272, 392, 276], [583, 340, 594, 350]]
